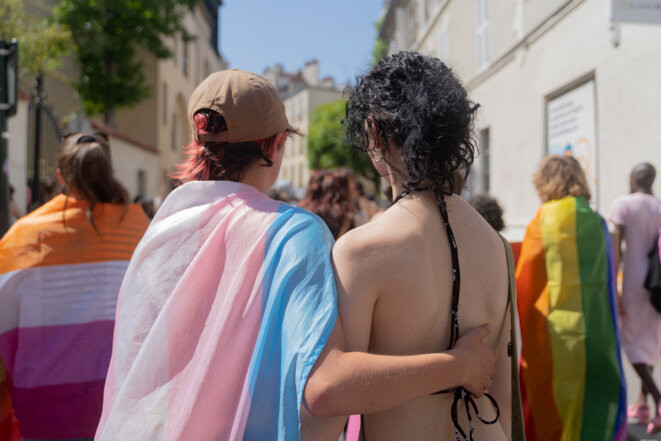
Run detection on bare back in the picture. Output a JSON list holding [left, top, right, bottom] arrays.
[[334, 193, 511, 440]]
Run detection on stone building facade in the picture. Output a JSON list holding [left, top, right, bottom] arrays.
[[265, 60, 345, 193], [7, 1, 226, 214], [380, 0, 661, 240]]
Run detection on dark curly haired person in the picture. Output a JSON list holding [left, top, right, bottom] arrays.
[[331, 52, 521, 440], [469, 195, 505, 232]]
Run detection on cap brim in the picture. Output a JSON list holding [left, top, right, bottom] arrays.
[[287, 123, 305, 137]]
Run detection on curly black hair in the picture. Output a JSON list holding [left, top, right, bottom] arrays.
[[468, 194, 505, 232], [345, 51, 477, 198]]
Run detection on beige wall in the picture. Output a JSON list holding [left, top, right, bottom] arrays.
[[114, 50, 160, 148], [408, 0, 475, 79], [110, 137, 160, 201], [468, 0, 661, 239], [279, 88, 345, 189], [380, 0, 661, 241], [523, 0, 570, 36], [7, 2, 225, 206], [281, 89, 310, 189], [155, 5, 227, 196]]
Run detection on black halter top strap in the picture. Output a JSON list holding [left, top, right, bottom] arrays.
[[392, 190, 500, 441]]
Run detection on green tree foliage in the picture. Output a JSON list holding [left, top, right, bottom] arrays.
[[308, 100, 380, 189], [0, 0, 70, 77], [55, 0, 198, 122], [372, 16, 388, 67]]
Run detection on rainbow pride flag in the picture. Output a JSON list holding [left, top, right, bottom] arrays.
[[0, 195, 149, 439], [516, 196, 626, 441], [95, 180, 337, 441]]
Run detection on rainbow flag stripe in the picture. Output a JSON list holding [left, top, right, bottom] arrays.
[[95, 180, 337, 441], [0, 195, 149, 439], [516, 196, 626, 441]]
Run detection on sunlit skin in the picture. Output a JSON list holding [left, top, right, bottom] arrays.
[[311, 124, 512, 440], [235, 131, 497, 441], [237, 131, 288, 194]]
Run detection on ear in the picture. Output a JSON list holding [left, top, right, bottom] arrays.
[[275, 131, 286, 150], [264, 131, 287, 160]]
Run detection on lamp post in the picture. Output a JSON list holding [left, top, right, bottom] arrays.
[[0, 39, 18, 236]]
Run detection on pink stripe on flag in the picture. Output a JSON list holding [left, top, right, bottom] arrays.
[[94, 182, 288, 441], [163, 190, 281, 440], [0, 321, 113, 388], [346, 414, 361, 441]]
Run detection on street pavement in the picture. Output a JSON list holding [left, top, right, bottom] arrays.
[[624, 353, 661, 441]]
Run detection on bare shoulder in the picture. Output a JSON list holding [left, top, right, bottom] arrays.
[[448, 195, 505, 254], [333, 206, 417, 292], [447, 195, 509, 302]]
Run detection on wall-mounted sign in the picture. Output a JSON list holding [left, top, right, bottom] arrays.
[[547, 78, 598, 207], [612, 0, 661, 24]]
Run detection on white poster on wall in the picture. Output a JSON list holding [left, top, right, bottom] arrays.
[[547, 79, 598, 207], [611, 0, 661, 24]]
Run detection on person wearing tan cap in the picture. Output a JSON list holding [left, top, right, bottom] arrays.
[[94, 69, 496, 441]]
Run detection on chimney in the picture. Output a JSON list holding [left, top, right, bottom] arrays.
[[320, 76, 335, 89], [263, 64, 284, 87], [301, 59, 319, 86]]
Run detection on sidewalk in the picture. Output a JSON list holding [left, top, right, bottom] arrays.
[[628, 423, 661, 441], [624, 352, 661, 441]]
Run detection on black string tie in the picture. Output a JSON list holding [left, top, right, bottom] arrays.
[[393, 190, 501, 441]]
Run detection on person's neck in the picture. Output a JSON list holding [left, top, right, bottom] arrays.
[[389, 174, 437, 207], [632, 187, 653, 195], [240, 163, 273, 194], [65, 188, 86, 201], [390, 175, 406, 201]]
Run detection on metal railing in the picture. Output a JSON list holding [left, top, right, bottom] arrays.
[[26, 75, 64, 210]]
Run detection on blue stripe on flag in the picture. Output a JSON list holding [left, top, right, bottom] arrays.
[[243, 206, 337, 441], [601, 217, 627, 438]]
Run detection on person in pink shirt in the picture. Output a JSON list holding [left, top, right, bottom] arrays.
[[609, 162, 661, 434]]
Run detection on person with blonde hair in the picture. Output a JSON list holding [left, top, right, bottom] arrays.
[[0, 133, 150, 441], [517, 155, 626, 441], [533, 153, 592, 203]]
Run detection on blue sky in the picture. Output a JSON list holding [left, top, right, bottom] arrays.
[[220, 0, 385, 86]]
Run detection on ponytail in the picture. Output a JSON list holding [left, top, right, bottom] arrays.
[[58, 133, 129, 231]]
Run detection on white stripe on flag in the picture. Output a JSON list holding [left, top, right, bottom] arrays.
[[0, 260, 129, 334]]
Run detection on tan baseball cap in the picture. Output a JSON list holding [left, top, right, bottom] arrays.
[[188, 69, 300, 144]]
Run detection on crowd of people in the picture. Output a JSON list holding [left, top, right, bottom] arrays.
[[0, 51, 659, 441]]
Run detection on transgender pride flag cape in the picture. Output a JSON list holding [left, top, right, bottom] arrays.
[[516, 196, 626, 441], [95, 180, 337, 441], [0, 195, 149, 439]]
